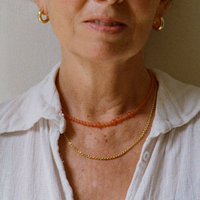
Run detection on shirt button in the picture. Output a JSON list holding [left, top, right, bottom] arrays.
[[142, 151, 150, 162]]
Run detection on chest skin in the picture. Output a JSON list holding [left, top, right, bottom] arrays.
[[58, 133, 147, 200]]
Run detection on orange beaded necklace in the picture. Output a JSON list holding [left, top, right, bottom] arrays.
[[62, 70, 155, 129]]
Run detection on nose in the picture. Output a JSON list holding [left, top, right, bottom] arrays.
[[94, 0, 124, 4]]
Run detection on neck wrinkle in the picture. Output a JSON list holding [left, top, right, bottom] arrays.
[[56, 53, 151, 122]]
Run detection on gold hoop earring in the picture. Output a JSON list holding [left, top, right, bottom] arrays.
[[153, 17, 165, 31], [37, 9, 49, 24]]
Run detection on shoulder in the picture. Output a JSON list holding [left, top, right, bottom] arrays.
[[0, 82, 46, 133], [152, 68, 200, 97], [0, 63, 62, 134], [150, 69, 200, 136]]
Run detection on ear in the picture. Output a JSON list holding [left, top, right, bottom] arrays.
[[35, 0, 48, 15], [155, 0, 170, 19], [153, 0, 170, 29]]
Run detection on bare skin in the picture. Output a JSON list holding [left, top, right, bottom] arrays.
[[56, 51, 153, 199], [58, 90, 156, 200], [36, 0, 169, 198]]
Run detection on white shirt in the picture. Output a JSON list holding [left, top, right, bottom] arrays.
[[1, 63, 200, 200]]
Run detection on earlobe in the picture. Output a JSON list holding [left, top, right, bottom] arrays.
[[159, 0, 170, 16], [153, 0, 169, 29], [35, 0, 42, 8], [35, 0, 48, 15]]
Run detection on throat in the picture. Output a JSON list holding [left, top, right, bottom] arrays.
[[57, 60, 152, 124]]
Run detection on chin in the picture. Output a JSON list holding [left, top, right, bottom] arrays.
[[80, 51, 122, 63], [77, 42, 128, 62]]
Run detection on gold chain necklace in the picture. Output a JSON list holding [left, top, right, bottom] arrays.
[[63, 83, 157, 160]]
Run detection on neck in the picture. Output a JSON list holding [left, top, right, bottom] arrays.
[[56, 51, 151, 122]]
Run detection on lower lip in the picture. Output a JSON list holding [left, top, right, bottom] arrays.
[[83, 22, 126, 34]]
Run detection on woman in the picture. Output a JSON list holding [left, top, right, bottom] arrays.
[[1, 0, 200, 199]]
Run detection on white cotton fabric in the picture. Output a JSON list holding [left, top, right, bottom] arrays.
[[1, 63, 200, 200]]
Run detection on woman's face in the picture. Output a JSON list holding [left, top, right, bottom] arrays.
[[37, 0, 169, 62]]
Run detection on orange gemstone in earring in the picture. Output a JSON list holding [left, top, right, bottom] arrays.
[[153, 21, 160, 30]]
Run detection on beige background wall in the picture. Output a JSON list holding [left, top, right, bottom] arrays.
[[0, 0, 200, 102]]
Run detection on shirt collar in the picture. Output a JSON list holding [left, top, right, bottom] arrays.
[[0, 62, 66, 134], [150, 69, 200, 138], [1, 65, 200, 136]]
